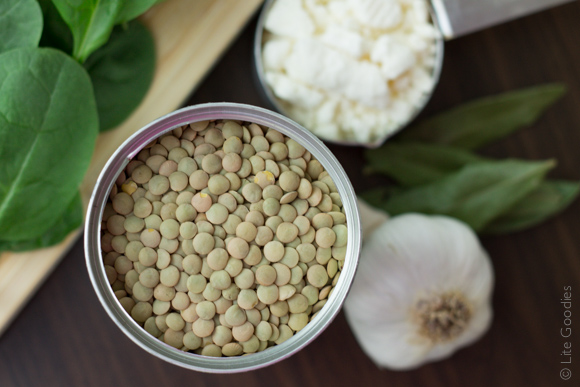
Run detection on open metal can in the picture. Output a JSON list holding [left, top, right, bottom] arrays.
[[253, 0, 445, 148], [85, 103, 362, 373], [254, 0, 572, 147]]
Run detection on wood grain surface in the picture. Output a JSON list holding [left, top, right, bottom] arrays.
[[0, 0, 263, 338], [1, 1, 580, 386]]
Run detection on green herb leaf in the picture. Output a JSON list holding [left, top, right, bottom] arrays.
[[358, 187, 391, 210], [366, 159, 555, 231], [85, 20, 155, 131], [0, 0, 43, 54], [398, 84, 567, 149], [365, 142, 485, 186], [483, 180, 580, 234], [51, 0, 123, 62], [0, 47, 98, 241], [0, 192, 83, 252], [115, 0, 163, 24]]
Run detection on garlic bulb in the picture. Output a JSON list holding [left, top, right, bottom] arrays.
[[344, 211, 494, 370]]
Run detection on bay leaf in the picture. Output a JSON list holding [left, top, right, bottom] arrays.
[[398, 84, 566, 149], [358, 187, 391, 210], [365, 160, 555, 231], [483, 180, 580, 234], [365, 142, 485, 186]]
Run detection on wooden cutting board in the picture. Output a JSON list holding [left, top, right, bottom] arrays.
[[0, 0, 264, 338]]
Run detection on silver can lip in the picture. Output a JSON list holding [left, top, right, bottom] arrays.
[[85, 102, 362, 373], [253, 0, 445, 148]]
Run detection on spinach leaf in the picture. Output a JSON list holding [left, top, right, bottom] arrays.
[[115, 0, 164, 24], [38, 0, 73, 53], [51, 0, 122, 62], [365, 142, 485, 186], [483, 180, 580, 234], [85, 20, 155, 131], [0, 47, 98, 241], [0, 192, 83, 252], [398, 84, 566, 149], [365, 160, 554, 231], [0, 0, 43, 54]]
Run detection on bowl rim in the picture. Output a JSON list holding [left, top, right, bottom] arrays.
[[84, 102, 362, 373]]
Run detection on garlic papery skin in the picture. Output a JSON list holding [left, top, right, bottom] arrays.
[[344, 212, 494, 370]]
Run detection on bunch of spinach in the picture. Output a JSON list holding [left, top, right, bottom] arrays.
[[0, 0, 159, 253], [362, 84, 580, 234]]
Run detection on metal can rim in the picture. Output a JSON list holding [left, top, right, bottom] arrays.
[[84, 102, 362, 373]]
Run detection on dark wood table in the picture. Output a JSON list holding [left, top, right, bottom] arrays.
[[2, 2, 580, 386]]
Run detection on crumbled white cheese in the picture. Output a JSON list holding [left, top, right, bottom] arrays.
[[326, 3, 350, 25], [348, 0, 403, 30], [371, 35, 416, 80], [319, 25, 366, 59], [262, 38, 293, 72], [284, 39, 350, 94], [261, 0, 438, 144], [265, 72, 325, 108], [263, 0, 315, 39]]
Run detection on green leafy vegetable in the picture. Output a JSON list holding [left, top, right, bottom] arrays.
[[51, 0, 122, 62], [398, 84, 566, 149], [483, 180, 580, 234], [0, 47, 98, 241], [0, 0, 43, 54], [115, 0, 163, 24], [365, 142, 485, 186], [363, 160, 555, 232], [38, 0, 73, 53], [0, 193, 83, 252], [85, 20, 155, 131], [0, 1, 158, 252], [40, 4, 156, 131]]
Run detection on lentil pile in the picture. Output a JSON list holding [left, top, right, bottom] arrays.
[[101, 119, 348, 357]]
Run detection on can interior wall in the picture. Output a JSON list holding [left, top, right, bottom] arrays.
[[85, 103, 362, 373]]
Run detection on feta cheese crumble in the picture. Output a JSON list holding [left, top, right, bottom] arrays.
[[261, 0, 439, 144]]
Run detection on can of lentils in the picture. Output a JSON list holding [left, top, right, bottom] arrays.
[[85, 103, 361, 373]]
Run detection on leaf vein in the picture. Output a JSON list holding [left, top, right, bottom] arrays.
[[0, 63, 66, 219]]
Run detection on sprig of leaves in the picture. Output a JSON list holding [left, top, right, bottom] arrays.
[[362, 160, 555, 232], [50, 0, 162, 63], [40, 0, 157, 132], [363, 84, 579, 234], [397, 84, 567, 149], [484, 180, 580, 234], [0, 0, 160, 252], [51, 0, 122, 63], [364, 142, 485, 187]]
